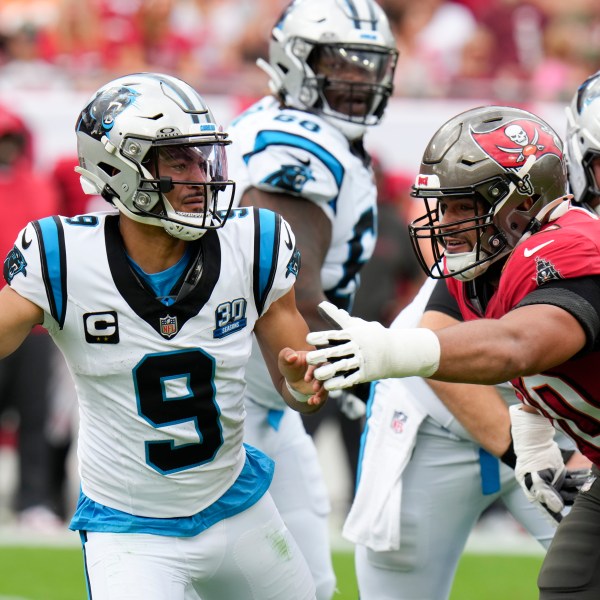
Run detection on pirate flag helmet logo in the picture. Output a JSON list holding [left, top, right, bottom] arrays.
[[471, 118, 563, 169]]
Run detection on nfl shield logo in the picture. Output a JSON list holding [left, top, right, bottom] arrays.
[[390, 410, 408, 434], [159, 315, 178, 338]]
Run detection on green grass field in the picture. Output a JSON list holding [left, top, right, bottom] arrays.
[[0, 546, 543, 599]]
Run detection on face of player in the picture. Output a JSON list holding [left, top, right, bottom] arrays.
[[310, 46, 388, 118], [153, 146, 208, 214], [437, 197, 489, 255]]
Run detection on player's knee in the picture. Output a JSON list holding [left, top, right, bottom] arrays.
[[364, 546, 418, 572]]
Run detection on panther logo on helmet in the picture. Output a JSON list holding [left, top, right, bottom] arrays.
[[471, 119, 563, 168], [79, 87, 140, 139]]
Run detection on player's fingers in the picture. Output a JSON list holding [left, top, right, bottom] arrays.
[[313, 356, 360, 380], [307, 343, 355, 365], [324, 372, 360, 391], [307, 330, 351, 347]]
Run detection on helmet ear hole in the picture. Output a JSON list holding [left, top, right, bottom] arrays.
[[97, 162, 119, 176]]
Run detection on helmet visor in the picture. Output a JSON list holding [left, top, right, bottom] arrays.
[[129, 138, 235, 232], [151, 140, 229, 185]]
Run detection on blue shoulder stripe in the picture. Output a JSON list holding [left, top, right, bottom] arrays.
[[252, 209, 281, 315], [244, 130, 344, 188], [33, 216, 67, 328]]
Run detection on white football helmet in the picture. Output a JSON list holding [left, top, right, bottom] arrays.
[[260, 0, 398, 139], [75, 72, 235, 241], [565, 70, 600, 214]]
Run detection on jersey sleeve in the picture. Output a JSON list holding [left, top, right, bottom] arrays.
[[251, 208, 301, 317], [498, 227, 600, 313], [3, 216, 66, 334], [241, 128, 344, 219]]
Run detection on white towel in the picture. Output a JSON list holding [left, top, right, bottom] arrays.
[[342, 378, 427, 551]]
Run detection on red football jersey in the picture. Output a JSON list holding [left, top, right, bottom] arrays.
[[447, 207, 600, 464]]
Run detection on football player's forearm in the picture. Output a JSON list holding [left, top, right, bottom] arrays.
[[426, 379, 511, 456], [434, 306, 587, 384], [0, 286, 43, 358]]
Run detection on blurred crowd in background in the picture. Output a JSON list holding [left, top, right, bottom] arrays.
[[0, 0, 599, 102], [0, 0, 599, 533]]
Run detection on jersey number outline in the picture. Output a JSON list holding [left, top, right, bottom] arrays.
[[134, 349, 223, 474], [518, 373, 600, 444], [330, 207, 376, 310]]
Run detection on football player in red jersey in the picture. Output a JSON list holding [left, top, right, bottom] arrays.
[[306, 105, 600, 599]]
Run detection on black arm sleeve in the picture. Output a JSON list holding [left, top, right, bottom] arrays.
[[516, 275, 600, 354], [425, 279, 463, 322]]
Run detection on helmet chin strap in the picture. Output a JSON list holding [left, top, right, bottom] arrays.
[[445, 226, 511, 282], [445, 249, 492, 282], [322, 114, 367, 140]]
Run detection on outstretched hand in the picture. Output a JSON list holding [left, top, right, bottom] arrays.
[[279, 347, 328, 407], [306, 301, 440, 390], [305, 301, 380, 390]]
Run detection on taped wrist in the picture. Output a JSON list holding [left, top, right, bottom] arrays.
[[509, 404, 564, 480], [285, 379, 311, 403], [372, 327, 441, 380]]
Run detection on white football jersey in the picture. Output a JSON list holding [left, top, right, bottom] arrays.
[[228, 96, 377, 409], [6, 208, 300, 519]]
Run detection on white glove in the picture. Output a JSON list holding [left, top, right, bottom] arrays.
[[306, 301, 440, 391], [510, 404, 568, 527]]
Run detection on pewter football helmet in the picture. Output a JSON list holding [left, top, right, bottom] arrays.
[[75, 72, 235, 241], [261, 0, 398, 139], [410, 106, 568, 281]]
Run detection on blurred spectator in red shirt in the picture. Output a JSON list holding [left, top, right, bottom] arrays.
[[52, 155, 104, 216], [0, 106, 60, 256], [0, 103, 64, 530]]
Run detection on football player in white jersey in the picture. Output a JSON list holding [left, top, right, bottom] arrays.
[[225, 1, 398, 597], [0, 72, 328, 600]]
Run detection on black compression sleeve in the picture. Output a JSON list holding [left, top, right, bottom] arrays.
[[500, 439, 517, 469], [516, 275, 600, 353], [425, 279, 463, 321]]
